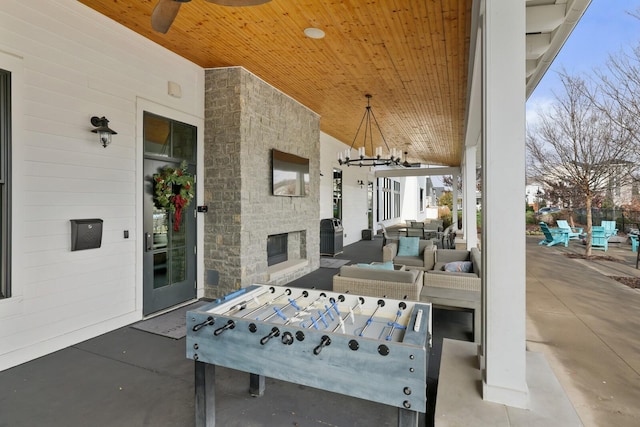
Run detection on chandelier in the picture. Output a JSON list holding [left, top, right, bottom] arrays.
[[338, 94, 402, 167]]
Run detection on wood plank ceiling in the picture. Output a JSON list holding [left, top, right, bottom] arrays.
[[78, 0, 473, 167]]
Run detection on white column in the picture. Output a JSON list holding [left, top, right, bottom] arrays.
[[481, 0, 528, 408], [452, 172, 459, 233], [464, 145, 478, 249]]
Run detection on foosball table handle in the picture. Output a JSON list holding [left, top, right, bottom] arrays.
[[313, 335, 331, 355], [260, 327, 280, 345]]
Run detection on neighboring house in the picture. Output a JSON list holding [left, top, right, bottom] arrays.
[[526, 182, 545, 210], [528, 159, 638, 210]]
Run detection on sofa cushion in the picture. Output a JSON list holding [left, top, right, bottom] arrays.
[[356, 261, 394, 270], [444, 261, 473, 273], [435, 249, 471, 263], [433, 262, 447, 271], [427, 269, 478, 278], [397, 237, 420, 256], [394, 256, 425, 268]]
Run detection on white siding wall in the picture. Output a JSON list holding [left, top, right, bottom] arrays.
[[319, 133, 372, 246], [401, 177, 427, 223], [0, 0, 204, 371]]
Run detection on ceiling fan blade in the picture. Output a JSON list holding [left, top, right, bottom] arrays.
[[151, 0, 182, 34], [205, 0, 271, 6]]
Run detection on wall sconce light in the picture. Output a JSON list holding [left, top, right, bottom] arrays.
[[91, 116, 117, 148], [357, 180, 365, 188]]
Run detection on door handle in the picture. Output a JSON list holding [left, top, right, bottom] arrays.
[[145, 232, 153, 251]]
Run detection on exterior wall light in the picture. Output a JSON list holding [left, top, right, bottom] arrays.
[[91, 116, 117, 147]]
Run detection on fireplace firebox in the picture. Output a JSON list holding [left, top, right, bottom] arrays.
[[267, 233, 288, 266]]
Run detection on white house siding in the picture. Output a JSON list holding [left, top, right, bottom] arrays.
[[0, 0, 204, 371], [319, 133, 372, 246], [400, 176, 426, 223]]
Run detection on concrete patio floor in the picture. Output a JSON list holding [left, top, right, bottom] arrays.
[[523, 235, 640, 427], [0, 235, 639, 426]]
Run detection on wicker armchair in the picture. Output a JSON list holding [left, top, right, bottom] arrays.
[[421, 248, 481, 342]]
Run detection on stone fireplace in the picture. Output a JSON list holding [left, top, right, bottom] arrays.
[[203, 67, 320, 297]]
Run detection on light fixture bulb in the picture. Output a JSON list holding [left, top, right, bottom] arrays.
[[304, 27, 325, 39]]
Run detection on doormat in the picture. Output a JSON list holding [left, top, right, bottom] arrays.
[[131, 300, 210, 339], [320, 258, 350, 269]]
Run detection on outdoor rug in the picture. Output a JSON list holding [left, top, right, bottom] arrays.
[[131, 300, 210, 339], [320, 258, 350, 269]]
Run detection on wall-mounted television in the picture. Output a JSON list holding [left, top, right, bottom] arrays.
[[272, 149, 310, 197]]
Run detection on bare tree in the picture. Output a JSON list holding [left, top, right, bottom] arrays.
[[442, 168, 482, 191], [527, 73, 636, 255], [592, 42, 640, 173]]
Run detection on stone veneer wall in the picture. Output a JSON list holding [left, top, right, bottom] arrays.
[[203, 67, 321, 298]]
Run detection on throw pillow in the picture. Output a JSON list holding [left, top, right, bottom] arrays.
[[444, 261, 473, 273], [397, 236, 420, 257], [356, 261, 394, 270]]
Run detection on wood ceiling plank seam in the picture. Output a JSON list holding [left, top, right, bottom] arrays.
[[450, 0, 470, 146], [440, 2, 461, 158], [442, 0, 460, 142], [407, 0, 448, 160], [317, 2, 408, 153], [398, 1, 442, 162]]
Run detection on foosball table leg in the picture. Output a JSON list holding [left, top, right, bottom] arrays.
[[195, 361, 216, 427], [249, 373, 265, 397], [398, 407, 418, 427]]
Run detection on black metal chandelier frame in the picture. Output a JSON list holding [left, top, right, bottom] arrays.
[[338, 94, 401, 167]]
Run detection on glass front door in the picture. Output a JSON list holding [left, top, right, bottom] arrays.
[[142, 112, 197, 316], [143, 159, 196, 315]]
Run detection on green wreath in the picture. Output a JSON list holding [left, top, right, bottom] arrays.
[[153, 161, 194, 231]]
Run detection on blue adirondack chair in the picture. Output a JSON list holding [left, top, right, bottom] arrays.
[[556, 220, 582, 240], [591, 226, 608, 251], [601, 221, 618, 239], [629, 234, 639, 252], [539, 222, 568, 247]]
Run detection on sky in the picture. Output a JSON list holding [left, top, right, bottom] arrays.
[[526, 0, 640, 125]]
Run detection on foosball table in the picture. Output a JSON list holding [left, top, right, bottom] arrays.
[[186, 284, 432, 427]]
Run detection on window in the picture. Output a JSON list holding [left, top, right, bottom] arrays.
[[332, 169, 342, 220], [378, 178, 393, 221], [0, 69, 10, 299], [393, 181, 401, 218], [144, 111, 196, 161]]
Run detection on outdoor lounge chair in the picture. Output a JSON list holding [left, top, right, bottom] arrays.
[[379, 222, 402, 246], [629, 234, 638, 252], [601, 220, 618, 239], [591, 226, 608, 251], [379, 223, 392, 246], [539, 222, 568, 247], [556, 220, 582, 240]]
